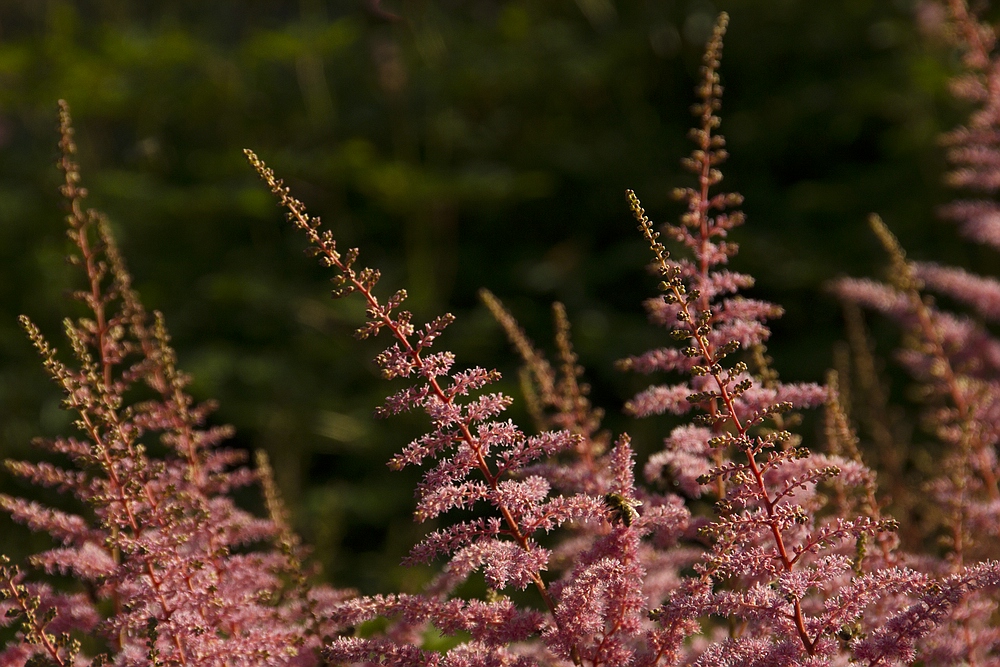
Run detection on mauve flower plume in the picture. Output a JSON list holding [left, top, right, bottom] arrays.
[[5, 8, 1000, 667]]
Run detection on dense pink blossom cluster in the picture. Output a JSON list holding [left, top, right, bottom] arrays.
[[4, 3, 1000, 666], [832, 1, 1000, 663], [244, 144, 696, 666], [936, 0, 1000, 249], [611, 18, 972, 664], [0, 104, 348, 666]]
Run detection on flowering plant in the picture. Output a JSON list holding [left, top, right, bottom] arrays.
[[3, 4, 1000, 666]]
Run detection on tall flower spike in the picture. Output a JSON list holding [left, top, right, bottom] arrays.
[[831, 5, 1000, 659], [1, 102, 342, 666], [921, 2, 1000, 562], [248, 149, 639, 666], [630, 189, 900, 664], [937, 0, 1000, 248], [619, 14, 797, 443], [628, 14, 919, 664], [624, 13, 824, 503], [837, 216, 1000, 561], [836, 212, 1000, 662]]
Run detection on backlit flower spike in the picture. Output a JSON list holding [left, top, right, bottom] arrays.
[[628, 14, 915, 664], [828, 4, 1000, 661], [249, 150, 613, 665], [842, 215, 1000, 557], [0, 103, 338, 665], [837, 209, 1000, 664], [937, 0, 1000, 248], [619, 15, 823, 435], [623, 13, 824, 507], [618, 14, 778, 392]]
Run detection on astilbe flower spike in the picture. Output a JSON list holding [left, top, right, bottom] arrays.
[[619, 14, 816, 503], [833, 213, 1000, 663], [248, 149, 674, 667], [936, 0, 1000, 248], [627, 190, 907, 665], [0, 102, 345, 666], [830, 4, 1000, 662], [921, 1, 1000, 561], [248, 138, 701, 665], [621, 14, 947, 665]]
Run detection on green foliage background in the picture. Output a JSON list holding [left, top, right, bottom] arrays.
[[0, 0, 984, 593]]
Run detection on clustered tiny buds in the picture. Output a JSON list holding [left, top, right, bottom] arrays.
[[0, 102, 348, 666], [4, 4, 1000, 666]]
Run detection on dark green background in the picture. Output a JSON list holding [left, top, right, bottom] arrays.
[[0, 0, 988, 593]]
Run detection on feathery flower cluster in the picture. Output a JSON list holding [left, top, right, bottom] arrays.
[[833, 1, 1000, 662], [617, 17, 956, 665], [0, 103, 347, 666], [938, 0, 1000, 248], [839, 2, 1000, 558], [245, 148, 697, 667], [5, 6, 1000, 667], [618, 17, 821, 506]]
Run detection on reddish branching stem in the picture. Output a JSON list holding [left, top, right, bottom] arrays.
[[628, 190, 816, 654], [245, 149, 582, 665]]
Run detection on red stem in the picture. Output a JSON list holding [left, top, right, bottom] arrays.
[[263, 169, 583, 665]]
